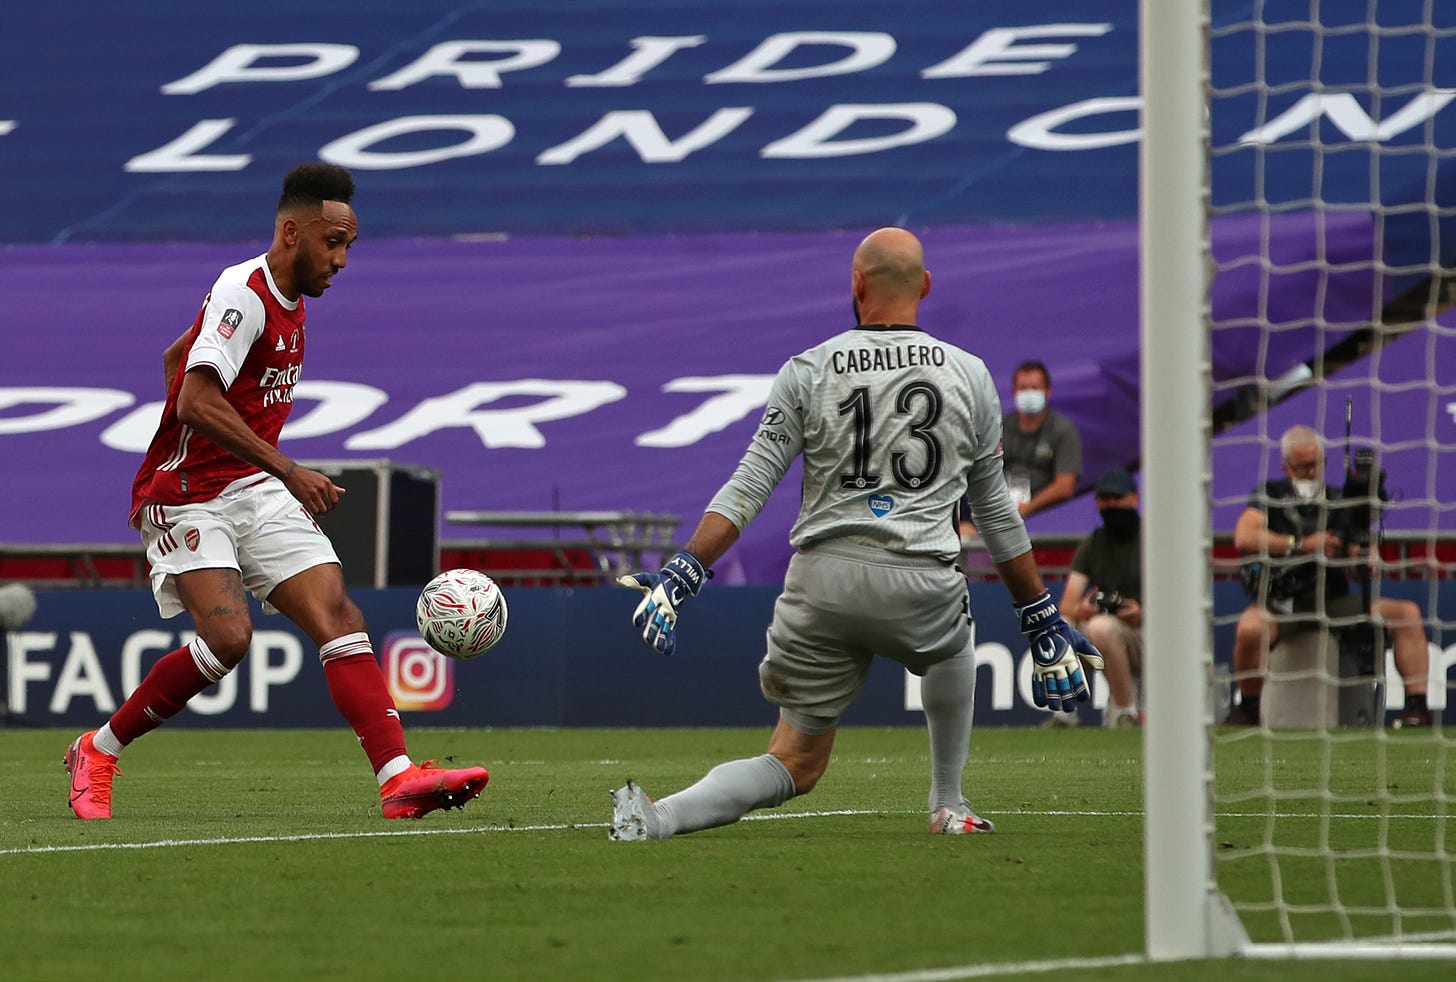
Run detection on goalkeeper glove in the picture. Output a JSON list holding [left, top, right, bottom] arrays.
[[1016, 590, 1105, 712], [617, 550, 709, 656]]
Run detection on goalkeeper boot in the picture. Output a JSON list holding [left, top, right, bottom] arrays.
[[1398, 706, 1433, 729], [609, 780, 665, 841], [64, 731, 120, 820], [929, 800, 996, 835], [380, 760, 490, 819]]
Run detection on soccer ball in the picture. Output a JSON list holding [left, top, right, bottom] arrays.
[[416, 569, 509, 659]]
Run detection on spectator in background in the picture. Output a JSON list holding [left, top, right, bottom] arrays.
[[958, 360, 1083, 544], [1001, 360, 1082, 519], [1223, 425, 1431, 727], [1057, 467, 1143, 728]]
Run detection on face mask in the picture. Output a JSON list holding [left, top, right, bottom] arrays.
[[1292, 478, 1322, 501], [1100, 507, 1140, 540], [1014, 389, 1047, 415]]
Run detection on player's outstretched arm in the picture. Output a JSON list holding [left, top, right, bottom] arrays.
[[617, 512, 739, 656], [996, 549, 1104, 712]]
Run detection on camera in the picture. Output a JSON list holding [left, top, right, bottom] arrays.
[[1093, 590, 1122, 615], [1338, 446, 1389, 549], [1336, 443, 1390, 677], [1239, 560, 1314, 604]]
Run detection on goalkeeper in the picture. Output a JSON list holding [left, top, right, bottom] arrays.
[[611, 227, 1102, 841]]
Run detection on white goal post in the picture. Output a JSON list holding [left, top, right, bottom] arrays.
[[1139, 0, 1230, 960], [1141, 0, 1456, 962]]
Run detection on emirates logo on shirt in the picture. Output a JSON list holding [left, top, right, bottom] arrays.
[[217, 308, 243, 339]]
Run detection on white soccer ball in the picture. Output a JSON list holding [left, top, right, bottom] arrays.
[[416, 568, 509, 659]]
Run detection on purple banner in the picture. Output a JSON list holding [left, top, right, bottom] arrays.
[[4, 216, 1450, 583], [1211, 325, 1456, 532]]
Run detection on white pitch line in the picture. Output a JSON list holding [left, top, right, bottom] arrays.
[[783, 953, 1147, 982], [4, 804, 1444, 857], [0, 808, 886, 856], [3, 822, 576, 856]]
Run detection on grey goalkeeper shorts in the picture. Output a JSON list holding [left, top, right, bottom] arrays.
[[759, 541, 973, 730]]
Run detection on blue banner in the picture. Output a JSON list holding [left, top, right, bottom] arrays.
[[2, 1, 1452, 241], [7, 582, 1453, 729]]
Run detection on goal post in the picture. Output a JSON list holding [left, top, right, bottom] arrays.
[[1138, 0, 1235, 960], [1141, 0, 1456, 962]]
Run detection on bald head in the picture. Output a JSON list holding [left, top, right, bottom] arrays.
[[854, 228, 925, 292], [850, 227, 930, 325]]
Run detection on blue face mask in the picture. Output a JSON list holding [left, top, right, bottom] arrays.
[[1014, 389, 1047, 415]]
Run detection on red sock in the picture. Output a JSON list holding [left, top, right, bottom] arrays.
[[320, 633, 407, 774], [109, 638, 228, 745]]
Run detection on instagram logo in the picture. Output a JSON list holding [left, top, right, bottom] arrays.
[[381, 633, 454, 712]]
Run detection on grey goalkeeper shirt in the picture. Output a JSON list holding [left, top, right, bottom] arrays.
[[707, 324, 1031, 564]]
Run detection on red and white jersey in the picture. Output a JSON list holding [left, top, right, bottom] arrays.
[[130, 254, 306, 526]]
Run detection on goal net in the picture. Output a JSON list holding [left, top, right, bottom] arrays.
[[1142, 0, 1456, 961]]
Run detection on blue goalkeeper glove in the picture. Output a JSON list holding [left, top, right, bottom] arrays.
[[1016, 590, 1105, 712], [617, 550, 709, 656]]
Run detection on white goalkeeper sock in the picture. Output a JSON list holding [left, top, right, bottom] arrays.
[[921, 648, 977, 812], [655, 754, 796, 836]]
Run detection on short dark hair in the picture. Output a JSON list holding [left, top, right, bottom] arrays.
[[1013, 360, 1051, 388], [278, 162, 355, 212]]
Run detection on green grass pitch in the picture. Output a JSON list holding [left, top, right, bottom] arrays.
[[2, 725, 1452, 981]]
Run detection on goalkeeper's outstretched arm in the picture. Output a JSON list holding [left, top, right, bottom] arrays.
[[994, 548, 1051, 607], [680, 511, 741, 569], [996, 547, 1105, 712], [617, 511, 740, 657]]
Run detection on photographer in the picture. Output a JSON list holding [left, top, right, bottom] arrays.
[[1224, 425, 1431, 727], [1056, 467, 1143, 727]]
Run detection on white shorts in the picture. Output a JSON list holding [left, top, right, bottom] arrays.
[[138, 475, 340, 618]]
